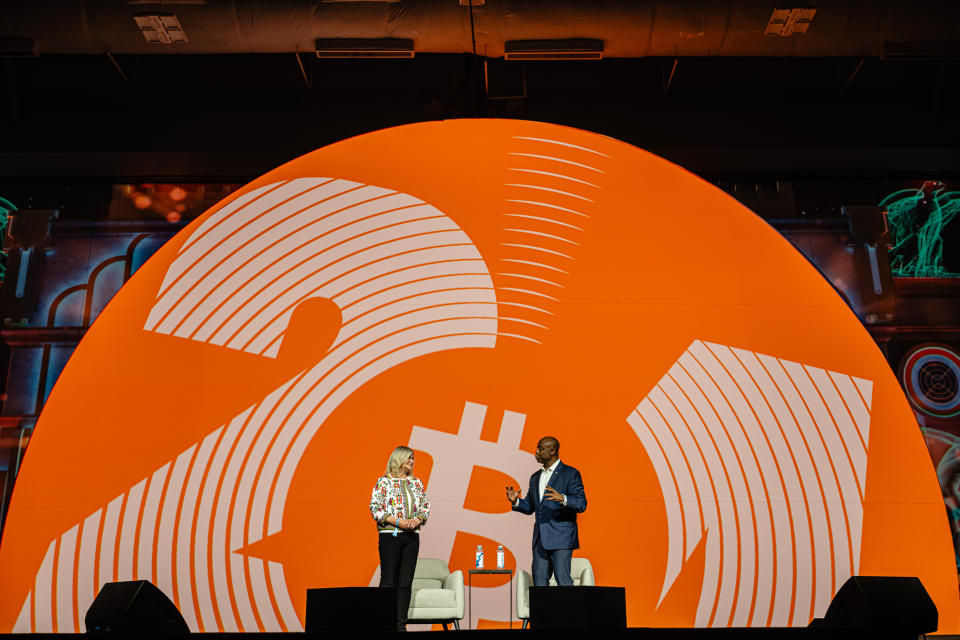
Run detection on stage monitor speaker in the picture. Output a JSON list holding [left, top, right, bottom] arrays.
[[304, 587, 397, 632], [529, 586, 626, 630], [816, 576, 937, 635], [84, 580, 189, 633]]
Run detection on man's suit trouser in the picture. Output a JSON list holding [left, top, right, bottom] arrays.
[[532, 539, 573, 586]]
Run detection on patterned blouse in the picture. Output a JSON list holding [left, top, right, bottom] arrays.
[[369, 475, 430, 534]]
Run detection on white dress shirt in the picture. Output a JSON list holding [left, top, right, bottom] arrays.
[[510, 459, 567, 506], [539, 459, 561, 500]]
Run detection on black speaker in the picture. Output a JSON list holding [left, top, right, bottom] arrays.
[[815, 576, 937, 636], [529, 586, 626, 630], [84, 580, 189, 633], [304, 587, 397, 632]]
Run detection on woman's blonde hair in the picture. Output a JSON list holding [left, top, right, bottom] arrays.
[[385, 445, 414, 477]]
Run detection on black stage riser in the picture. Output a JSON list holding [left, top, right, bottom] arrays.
[[7, 629, 955, 640]]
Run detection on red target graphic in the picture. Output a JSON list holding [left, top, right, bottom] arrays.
[[900, 344, 960, 419]]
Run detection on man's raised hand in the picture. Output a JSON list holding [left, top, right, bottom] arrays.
[[544, 485, 564, 502], [506, 485, 521, 502]]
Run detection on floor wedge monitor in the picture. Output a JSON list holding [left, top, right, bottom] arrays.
[[815, 576, 937, 636], [529, 586, 626, 629], [305, 586, 398, 632], [84, 580, 188, 633]]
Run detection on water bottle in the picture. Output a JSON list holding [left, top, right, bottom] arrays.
[[496, 544, 505, 569], [475, 544, 484, 569]]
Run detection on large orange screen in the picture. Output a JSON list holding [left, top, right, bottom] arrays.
[[0, 120, 955, 632]]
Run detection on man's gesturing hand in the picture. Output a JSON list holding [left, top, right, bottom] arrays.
[[544, 485, 564, 502], [506, 485, 521, 502]]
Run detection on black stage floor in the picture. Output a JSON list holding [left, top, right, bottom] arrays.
[[6, 630, 955, 640]]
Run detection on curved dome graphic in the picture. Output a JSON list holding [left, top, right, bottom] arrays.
[[0, 120, 955, 632]]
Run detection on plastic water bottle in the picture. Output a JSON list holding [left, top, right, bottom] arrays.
[[496, 544, 505, 569], [475, 544, 484, 569]]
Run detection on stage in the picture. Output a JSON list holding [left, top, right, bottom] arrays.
[[1, 111, 959, 638], [5, 630, 954, 640]]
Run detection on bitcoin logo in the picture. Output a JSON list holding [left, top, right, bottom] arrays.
[[408, 402, 532, 626]]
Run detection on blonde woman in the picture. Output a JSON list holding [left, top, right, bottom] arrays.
[[369, 445, 430, 631]]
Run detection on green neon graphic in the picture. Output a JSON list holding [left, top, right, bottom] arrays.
[[0, 196, 15, 282], [881, 182, 960, 278]]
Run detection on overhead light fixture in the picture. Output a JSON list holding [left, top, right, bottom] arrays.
[[134, 13, 188, 44], [764, 8, 817, 37], [314, 38, 414, 59], [126, 0, 208, 4], [504, 39, 603, 61]]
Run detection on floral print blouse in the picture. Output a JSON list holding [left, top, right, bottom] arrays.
[[369, 475, 430, 533]]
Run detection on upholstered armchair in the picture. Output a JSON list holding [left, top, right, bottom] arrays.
[[407, 558, 464, 630], [516, 557, 595, 629]]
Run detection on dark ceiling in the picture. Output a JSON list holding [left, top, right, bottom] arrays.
[[1, 0, 959, 179]]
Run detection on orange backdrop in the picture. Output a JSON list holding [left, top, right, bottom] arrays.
[[0, 119, 955, 632]]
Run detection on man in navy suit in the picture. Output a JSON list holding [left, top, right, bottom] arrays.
[[506, 436, 587, 586]]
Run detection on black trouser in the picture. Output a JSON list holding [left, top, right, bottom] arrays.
[[378, 531, 419, 628]]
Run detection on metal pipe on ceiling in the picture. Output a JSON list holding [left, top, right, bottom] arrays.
[[0, 0, 957, 58]]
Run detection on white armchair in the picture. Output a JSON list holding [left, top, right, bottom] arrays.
[[516, 557, 595, 629], [407, 558, 464, 630]]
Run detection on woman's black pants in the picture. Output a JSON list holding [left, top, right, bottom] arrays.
[[378, 531, 419, 629]]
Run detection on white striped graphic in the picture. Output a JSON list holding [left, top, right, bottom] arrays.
[[512, 135, 612, 157], [503, 213, 584, 231], [500, 258, 569, 274], [35, 540, 56, 632], [76, 510, 102, 627], [507, 152, 605, 173], [498, 273, 564, 288], [138, 464, 169, 582], [500, 243, 574, 260], [97, 496, 123, 605], [497, 136, 605, 355], [505, 199, 589, 218], [628, 340, 873, 628], [498, 287, 558, 301], [55, 525, 77, 632], [507, 167, 599, 188], [19, 179, 499, 632], [504, 228, 581, 245], [117, 480, 145, 582], [504, 183, 595, 202], [156, 444, 195, 608], [12, 593, 29, 633]]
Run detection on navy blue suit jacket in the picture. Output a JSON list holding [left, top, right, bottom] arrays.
[[512, 461, 587, 551]]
